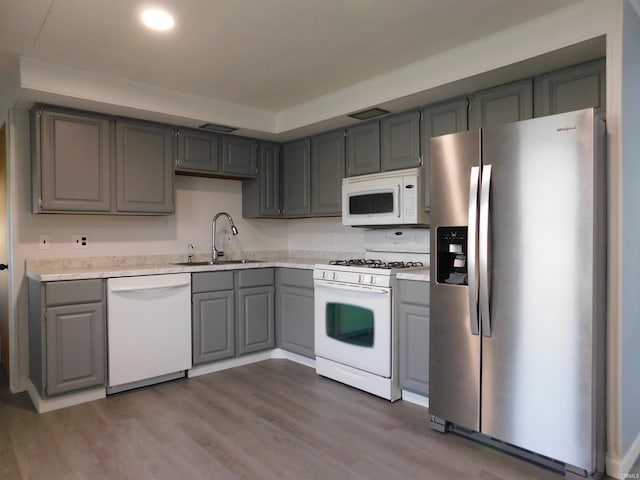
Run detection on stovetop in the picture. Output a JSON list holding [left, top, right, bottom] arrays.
[[328, 259, 425, 269]]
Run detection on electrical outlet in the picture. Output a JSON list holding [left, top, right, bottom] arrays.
[[39, 235, 50, 250], [72, 235, 88, 249]]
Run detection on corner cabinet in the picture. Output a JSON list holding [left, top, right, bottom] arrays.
[[242, 142, 281, 217], [28, 279, 106, 397], [311, 130, 345, 216], [31, 105, 175, 215], [115, 119, 174, 213], [281, 138, 311, 217], [397, 279, 430, 396], [276, 268, 314, 358]]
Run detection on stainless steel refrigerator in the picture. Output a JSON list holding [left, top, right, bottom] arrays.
[[428, 108, 606, 479]]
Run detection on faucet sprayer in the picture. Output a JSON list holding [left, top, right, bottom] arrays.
[[212, 212, 238, 264]]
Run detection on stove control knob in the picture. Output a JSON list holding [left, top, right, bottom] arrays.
[[332, 272, 338, 280], [358, 274, 363, 283], [369, 276, 375, 285]]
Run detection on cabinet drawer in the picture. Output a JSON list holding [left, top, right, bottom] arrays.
[[192, 271, 234, 293], [237, 268, 275, 288], [279, 268, 313, 289], [46, 279, 104, 306]]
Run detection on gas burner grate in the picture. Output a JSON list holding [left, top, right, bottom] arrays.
[[328, 259, 424, 269]]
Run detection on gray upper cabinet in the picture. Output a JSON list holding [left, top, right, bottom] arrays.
[[242, 142, 281, 218], [176, 128, 220, 173], [32, 107, 113, 213], [469, 78, 533, 129], [381, 111, 421, 171], [282, 138, 311, 217], [345, 121, 380, 176], [116, 119, 174, 214], [534, 58, 606, 118], [276, 269, 314, 358], [192, 271, 235, 364], [421, 97, 468, 210], [311, 130, 345, 216], [397, 279, 430, 396], [28, 278, 106, 398], [221, 135, 258, 177]]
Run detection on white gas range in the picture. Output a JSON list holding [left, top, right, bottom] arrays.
[[313, 228, 429, 401]]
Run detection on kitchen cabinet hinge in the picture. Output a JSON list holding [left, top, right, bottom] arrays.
[[343, 130, 347, 138], [38, 197, 43, 208], [255, 168, 259, 174], [419, 155, 424, 166], [36, 108, 42, 118], [418, 111, 422, 120], [175, 158, 180, 167]]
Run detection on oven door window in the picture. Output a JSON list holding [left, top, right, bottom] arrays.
[[348, 192, 394, 215], [326, 303, 374, 347]]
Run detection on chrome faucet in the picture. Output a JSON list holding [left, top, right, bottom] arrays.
[[212, 212, 239, 264]]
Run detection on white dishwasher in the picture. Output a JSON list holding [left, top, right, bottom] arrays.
[[107, 273, 192, 394]]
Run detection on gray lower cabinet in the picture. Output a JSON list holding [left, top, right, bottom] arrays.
[[282, 138, 311, 217], [192, 271, 235, 364], [421, 97, 469, 211], [116, 119, 175, 213], [469, 78, 533, 129], [345, 121, 380, 176], [237, 268, 275, 354], [397, 279, 430, 396], [242, 142, 281, 217], [28, 278, 106, 397], [221, 135, 258, 177], [192, 269, 275, 365], [534, 58, 606, 118], [32, 106, 113, 213], [176, 128, 220, 173], [311, 130, 345, 216], [381, 111, 421, 171], [276, 268, 314, 358]]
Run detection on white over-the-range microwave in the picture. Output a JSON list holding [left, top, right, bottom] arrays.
[[341, 167, 429, 226]]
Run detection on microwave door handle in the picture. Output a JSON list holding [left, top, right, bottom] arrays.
[[397, 184, 401, 218], [467, 166, 480, 336]]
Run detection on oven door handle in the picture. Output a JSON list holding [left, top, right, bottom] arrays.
[[314, 279, 390, 295]]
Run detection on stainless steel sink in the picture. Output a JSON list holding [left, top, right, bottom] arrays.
[[172, 259, 261, 266]]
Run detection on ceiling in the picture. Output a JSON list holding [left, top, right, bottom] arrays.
[[1, 0, 587, 115]]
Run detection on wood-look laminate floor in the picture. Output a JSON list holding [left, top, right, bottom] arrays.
[[0, 360, 634, 480]]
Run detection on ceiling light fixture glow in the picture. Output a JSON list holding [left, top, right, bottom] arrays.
[[141, 8, 175, 31]]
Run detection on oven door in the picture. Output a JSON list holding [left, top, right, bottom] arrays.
[[314, 279, 391, 377]]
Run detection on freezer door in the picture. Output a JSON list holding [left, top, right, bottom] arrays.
[[429, 130, 482, 431], [480, 109, 602, 471]]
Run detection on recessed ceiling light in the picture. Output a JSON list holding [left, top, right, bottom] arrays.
[[141, 8, 175, 31], [347, 107, 390, 121]]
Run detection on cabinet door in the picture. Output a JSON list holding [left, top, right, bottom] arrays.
[[397, 280, 430, 396], [237, 286, 275, 355], [345, 122, 380, 176], [176, 128, 220, 173], [381, 111, 420, 171], [221, 136, 258, 177], [243, 142, 281, 217], [534, 58, 606, 118], [470, 78, 533, 129], [311, 130, 344, 216], [35, 107, 112, 212], [421, 98, 468, 211], [115, 119, 174, 213], [192, 290, 235, 364], [277, 284, 314, 358], [46, 302, 105, 396], [281, 138, 311, 217]]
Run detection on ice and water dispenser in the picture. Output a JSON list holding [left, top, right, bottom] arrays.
[[436, 227, 468, 285]]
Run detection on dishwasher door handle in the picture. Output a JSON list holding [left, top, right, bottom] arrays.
[[110, 282, 191, 294]]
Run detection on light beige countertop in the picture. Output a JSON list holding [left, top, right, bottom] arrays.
[[396, 268, 430, 282], [26, 252, 346, 282]]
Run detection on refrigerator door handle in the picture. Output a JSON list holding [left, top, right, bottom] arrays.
[[467, 166, 480, 336], [479, 164, 492, 337]]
